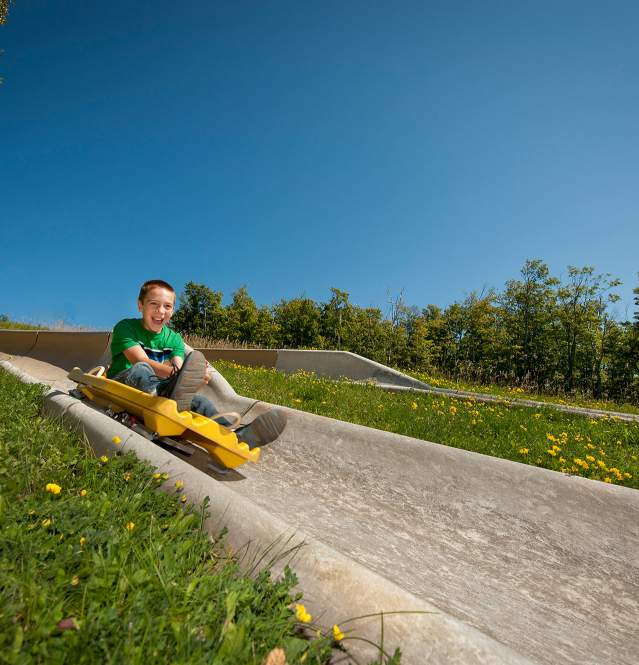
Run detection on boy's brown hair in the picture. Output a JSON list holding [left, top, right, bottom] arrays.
[[138, 279, 176, 304]]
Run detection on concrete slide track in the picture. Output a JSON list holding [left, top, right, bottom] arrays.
[[1, 331, 638, 665]]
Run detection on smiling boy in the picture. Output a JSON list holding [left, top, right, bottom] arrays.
[[107, 279, 286, 449]]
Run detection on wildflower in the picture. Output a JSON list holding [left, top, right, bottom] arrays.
[[586, 443, 595, 450], [175, 480, 184, 490], [112, 436, 122, 445], [597, 460, 607, 470], [624, 473, 632, 479], [546, 433, 557, 442], [295, 603, 312, 623], [125, 522, 135, 532], [411, 402, 418, 410], [153, 473, 161, 480], [161, 472, 169, 481], [332, 624, 345, 641], [293, 399, 302, 404], [518, 448, 529, 455], [519, 425, 527, 432], [123, 473, 132, 482], [71, 576, 80, 587], [533, 413, 542, 419], [559, 457, 566, 464], [547, 449, 557, 457], [45, 483, 62, 495], [604, 477, 612, 483], [42, 518, 52, 528], [79, 489, 87, 497], [180, 495, 187, 503], [449, 406, 457, 415], [79, 536, 86, 547], [99, 456, 108, 464]]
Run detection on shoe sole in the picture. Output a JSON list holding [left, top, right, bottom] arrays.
[[169, 351, 208, 412], [238, 409, 287, 449]]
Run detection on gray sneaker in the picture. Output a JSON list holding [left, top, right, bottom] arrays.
[[236, 409, 287, 450], [162, 350, 208, 413]]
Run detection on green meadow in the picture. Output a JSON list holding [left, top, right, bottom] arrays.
[[217, 361, 639, 490], [1, 369, 395, 665]]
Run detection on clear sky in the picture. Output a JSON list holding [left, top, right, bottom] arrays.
[[2, 1, 638, 329]]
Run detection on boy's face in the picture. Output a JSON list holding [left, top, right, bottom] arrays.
[[138, 286, 176, 334]]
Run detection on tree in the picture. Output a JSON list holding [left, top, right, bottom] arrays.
[[272, 297, 321, 348], [556, 266, 621, 393], [319, 288, 353, 350], [171, 282, 224, 338], [500, 259, 559, 388], [1, 1, 11, 26]]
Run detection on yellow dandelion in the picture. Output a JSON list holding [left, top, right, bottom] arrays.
[[161, 472, 169, 481], [295, 603, 312, 623], [519, 425, 527, 432], [79, 536, 86, 547], [332, 624, 345, 641], [518, 448, 529, 455], [112, 436, 122, 445], [586, 455, 595, 462], [624, 473, 632, 479], [79, 489, 87, 497], [42, 518, 52, 528], [71, 576, 80, 587], [99, 455, 108, 464], [45, 483, 62, 495], [449, 406, 457, 415], [175, 480, 184, 490], [559, 457, 566, 464], [410, 402, 418, 410], [547, 449, 557, 457], [546, 433, 556, 442], [180, 495, 187, 503], [153, 472, 161, 480], [123, 473, 132, 482], [533, 413, 542, 419], [125, 522, 135, 532], [604, 477, 612, 483]]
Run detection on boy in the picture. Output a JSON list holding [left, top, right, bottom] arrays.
[[107, 279, 286, 449]]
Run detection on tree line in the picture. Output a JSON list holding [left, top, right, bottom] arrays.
[[171, 260, 639, 402]]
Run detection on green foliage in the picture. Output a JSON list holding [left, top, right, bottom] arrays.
[[0, 0, 10, 26], [171, 282, 225, 339], [172, 260, 639, 403]]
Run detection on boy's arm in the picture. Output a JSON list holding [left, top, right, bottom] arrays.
[[123, 345, 176, 379]]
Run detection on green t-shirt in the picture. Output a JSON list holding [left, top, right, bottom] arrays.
[[107, 318, 185, 378]]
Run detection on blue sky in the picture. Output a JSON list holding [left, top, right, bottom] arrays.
[[2, 1, 638, 329]]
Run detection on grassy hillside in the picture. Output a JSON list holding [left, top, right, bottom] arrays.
[[216, 361, 639, 490], [0, 369, 378, 664]]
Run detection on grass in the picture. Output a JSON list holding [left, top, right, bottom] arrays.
[[0, 368, 393, 664], [216, 361, 639, 491], [406, 369, 639, 416]]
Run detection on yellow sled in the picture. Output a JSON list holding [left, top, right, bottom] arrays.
[[68, 367, 260, 469]]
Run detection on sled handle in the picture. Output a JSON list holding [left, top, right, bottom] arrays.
[[87, 366, 106, 377]]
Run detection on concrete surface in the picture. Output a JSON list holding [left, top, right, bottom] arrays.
[[1, 333, 639, 665]]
